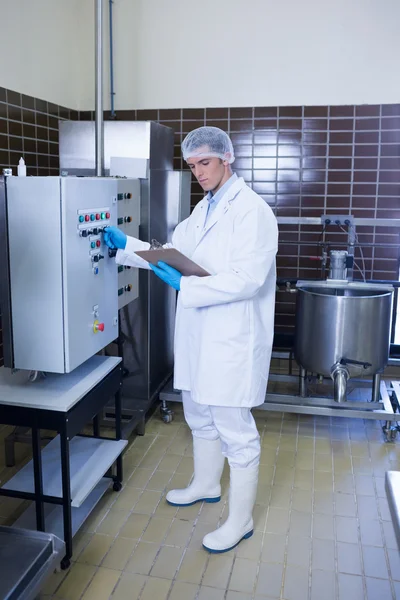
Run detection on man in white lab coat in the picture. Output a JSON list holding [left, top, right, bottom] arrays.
[[104, 127, 278, 553]]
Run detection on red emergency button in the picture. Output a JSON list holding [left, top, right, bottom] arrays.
[[95, 322, 104, 332], [96, 213, 100, 220], [106, 212, 110, 219]]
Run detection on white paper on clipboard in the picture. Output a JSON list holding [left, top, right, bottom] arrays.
[[135, 248, 210, 277]]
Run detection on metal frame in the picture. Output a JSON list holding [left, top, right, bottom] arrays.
[[0, 364, 123, 568], [160, 370, 400, 429], [277, 216, 400, 228]]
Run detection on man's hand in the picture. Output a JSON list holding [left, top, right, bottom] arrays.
[[103, 227, 127, 250], [150, 261, 182, 291]]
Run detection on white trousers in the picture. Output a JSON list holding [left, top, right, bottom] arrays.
[[182, 391, 260, 469]]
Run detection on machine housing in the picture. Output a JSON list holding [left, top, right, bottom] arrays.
[[2, 176, 122, 373]]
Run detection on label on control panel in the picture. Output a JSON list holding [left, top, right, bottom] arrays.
[[77, 207, 111, 215]]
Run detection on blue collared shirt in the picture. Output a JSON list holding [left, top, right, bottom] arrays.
[[204, 173, 237, 226]]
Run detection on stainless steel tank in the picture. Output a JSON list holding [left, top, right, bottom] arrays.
[[294, 282, 393, 381]]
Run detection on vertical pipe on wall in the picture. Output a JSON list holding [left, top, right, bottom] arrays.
[[109, 0, 116, 119], [95, 0, 104, 176]]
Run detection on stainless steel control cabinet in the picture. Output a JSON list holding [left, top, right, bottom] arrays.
[[5, 176, 120, 373]]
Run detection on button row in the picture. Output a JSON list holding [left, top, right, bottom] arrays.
[[79, 212, 110, 223]]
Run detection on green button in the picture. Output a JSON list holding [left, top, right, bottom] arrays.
[[118, 288, 124, 296], [90, 214, 95, 221], [101, 213, 106, 220], [91, 242, 96, 249], [117, 217, 123, 225], [79, 215, 84, 223]]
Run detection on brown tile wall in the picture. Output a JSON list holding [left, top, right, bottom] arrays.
[[0, 86, 79, 176], [0, 86, 79, 365]]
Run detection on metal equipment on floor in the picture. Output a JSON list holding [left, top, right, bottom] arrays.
[[295, 280, 393, 403], [59, 120, 191, 435]]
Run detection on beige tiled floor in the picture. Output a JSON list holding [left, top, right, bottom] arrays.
[[1, 403, 400, 599]]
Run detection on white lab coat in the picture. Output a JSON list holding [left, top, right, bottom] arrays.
[[116, 177, 278, 408]]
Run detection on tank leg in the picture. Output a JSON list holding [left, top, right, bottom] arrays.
[[382, 420, 397, 443], [299, 367, 307, 398], [372, 373, 381, 403]]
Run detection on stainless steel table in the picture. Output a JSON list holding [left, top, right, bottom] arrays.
[[0, 526, 64, 599]]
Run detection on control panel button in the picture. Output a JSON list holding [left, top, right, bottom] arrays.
[[79, 215, 84, 223], [96, 240, 101, 247], [118, 288, 124, 296], [117, 217, 123, 225], [93, 321, 105, 333], [118, 265, 124, 273], [117, 193, 124, 201], [125, 284, 132, 292], [96, 213, 100, 220], [127, 193, 132, 199], [106, 212, 110, 219], [93, 267, 99, 275], [90, 214, 95, 221], [91, 242, 96, 249], [85, 215, 90, 222], [101, 212, 106, 220]]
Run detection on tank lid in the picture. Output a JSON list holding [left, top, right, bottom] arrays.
[[296, 280, 394, 293]]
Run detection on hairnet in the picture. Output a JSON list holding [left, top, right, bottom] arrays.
[[182, 126, 235, 164]]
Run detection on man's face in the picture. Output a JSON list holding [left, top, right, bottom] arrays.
[[186, 154, 228, 193]]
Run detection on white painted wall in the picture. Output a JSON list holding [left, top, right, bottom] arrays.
[[0, 0, 84, 109], [2, 0, 398, 111], [80, 0, 400, 110]]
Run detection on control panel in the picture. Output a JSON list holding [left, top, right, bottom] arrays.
[[116, 179, 140, 309], [6, 176, 119, 373]]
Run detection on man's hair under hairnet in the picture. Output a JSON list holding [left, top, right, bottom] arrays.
[[181, 126, 235, 164]]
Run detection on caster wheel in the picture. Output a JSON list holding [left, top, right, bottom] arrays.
[[160, 406, 174, 424], [113, 481, 122, 492], [382, 425, 397, 443], [60, 557, 71, 570]]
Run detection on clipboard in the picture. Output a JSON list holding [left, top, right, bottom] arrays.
[[135, 248, 210, 277]]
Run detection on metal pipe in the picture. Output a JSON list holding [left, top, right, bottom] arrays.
[[299, 367, 307, 397], [372, 373, 381, 403], [332, 365, 349, 403], [347, 225, 356, 281], [95, 0, 104, 176], [109, 0, 116, 118], [279, 240, 398, 248], [388, 358, 400, 366]]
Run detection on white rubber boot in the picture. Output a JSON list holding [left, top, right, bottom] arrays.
[[202, 465, 259, 553], [166, 437, 225, 506]]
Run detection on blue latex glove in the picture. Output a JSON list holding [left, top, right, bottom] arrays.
[[150, 261, 182, 291], [103, 226, 127, 250]]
